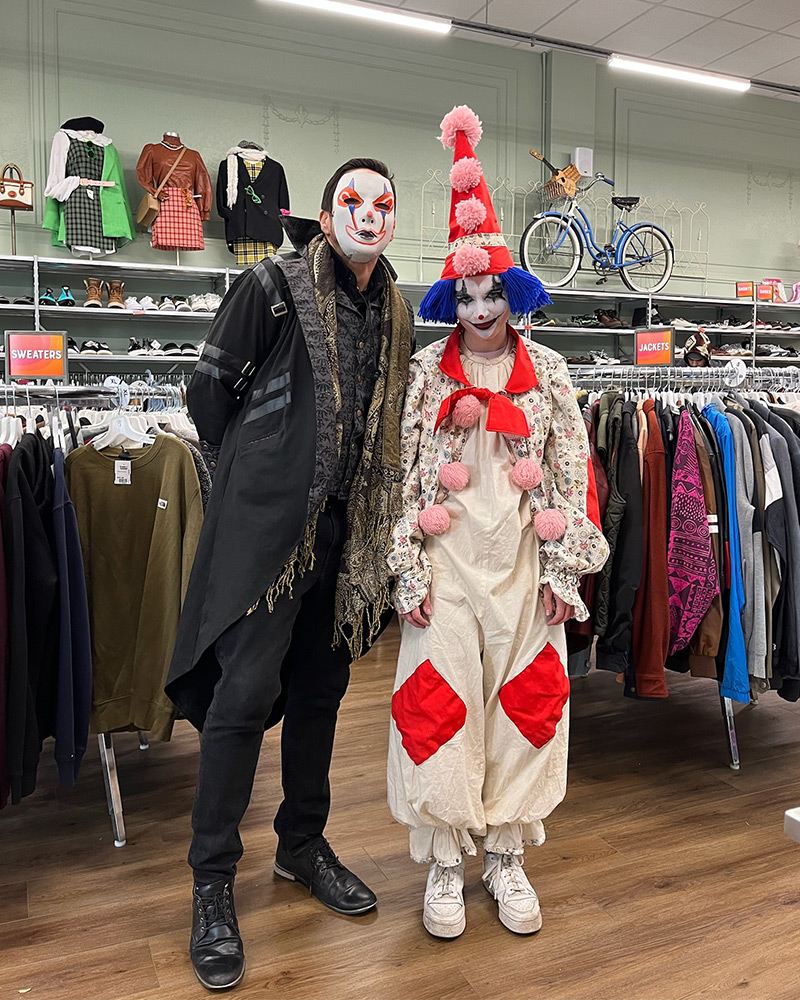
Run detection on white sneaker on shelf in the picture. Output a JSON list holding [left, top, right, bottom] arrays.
[[158, 296, 176, 312], [124, 296, 143, 311], [482, 852, 542, 935], [139, 295, 159, 312], [205, 293, 222, 312], [422, 861, 466, 939], [149, 339, 165, 355], [189, 294, 209, 312], [671, 317, 696, 329]]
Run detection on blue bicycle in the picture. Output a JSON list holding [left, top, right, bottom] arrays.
[[520, 153, 674, 293]]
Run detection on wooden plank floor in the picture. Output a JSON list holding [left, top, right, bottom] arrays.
[[3, 623, 800, 1000]]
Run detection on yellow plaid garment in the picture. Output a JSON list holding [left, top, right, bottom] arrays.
[[233, 160, 277, 265]]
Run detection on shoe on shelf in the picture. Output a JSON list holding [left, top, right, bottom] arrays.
[[39, 287, 57, 306], [566, 355, 593, 365], [57, 286, 76, 307], [205, 293, 222, 312], [421, 860, 466, 939], [483, 852, 542, 936], [595, 308, 624, 329], [124, 296, 143, 311], [274, 836, 377, 916], [172, 295, 192, 312], [128, 338, 149, 356], [190, 879, 245, 992], [164, 343, 183, 356], [139, 295, 159, 312], [149, 339, 165, 355], [67, 337, 79, 354], [189, 294, 209, 312], [181, 343, 198, 355], [158, 296, 176, 312], [96, 341, 113, 355], [84, 278, 104, 308], [107, 280, 125, 309], [13, 295, 35, 305], [0, 293, 8, 305], [80, 340, 99, 355], [786, 282, 800, 305], [589, 349, 620, 366], [530, 309, 555, 327]]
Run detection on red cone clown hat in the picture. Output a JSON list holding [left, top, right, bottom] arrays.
[[438, 105, 515, 280]]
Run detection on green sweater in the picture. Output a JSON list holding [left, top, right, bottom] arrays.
[[43, 142, 136, 247]]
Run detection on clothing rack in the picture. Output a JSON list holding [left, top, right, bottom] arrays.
[[2, 379, 190, 846], [567, 363, 800, 773]]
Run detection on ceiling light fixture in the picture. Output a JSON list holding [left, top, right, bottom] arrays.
[[608, 54, 750, 93], [264, 0, 451, 34]]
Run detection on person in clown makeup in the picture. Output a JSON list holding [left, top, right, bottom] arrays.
[[168, 158, 414, 990], [386, 107, 609, 940]]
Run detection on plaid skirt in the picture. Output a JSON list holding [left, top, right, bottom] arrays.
[[151, 187, 204, 251]]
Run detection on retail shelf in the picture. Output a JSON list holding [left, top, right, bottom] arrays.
[[541, 286, 647, 302], [752, 355, 800, 363], [67, 352, 200, 364], [652, 292, 752, 307], [0, 303, 36, 316], [753, 301, 800, 310], [30, 255, 230, 281], [0, 254, 36, 272], [39, 305, 216, 322]]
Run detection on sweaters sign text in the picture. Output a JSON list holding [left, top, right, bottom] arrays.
[[5, 331, 69, 380]]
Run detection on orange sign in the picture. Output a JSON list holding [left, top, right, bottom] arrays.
[[5, 332, 69, 380], [756, 283, 774, 301], [736, 281, 754, 298], [635, 328, 673, 366]]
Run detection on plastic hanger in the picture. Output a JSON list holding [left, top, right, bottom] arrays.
[[91, 411, 156, 451]]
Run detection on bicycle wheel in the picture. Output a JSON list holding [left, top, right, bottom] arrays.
[[618, 225, 674, 293], [519, 215, 581, 288]]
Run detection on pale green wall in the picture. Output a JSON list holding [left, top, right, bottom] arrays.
[[3, 1, 800, 298]]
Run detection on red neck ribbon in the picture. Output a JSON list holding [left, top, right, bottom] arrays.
[[435, 325, 538, 438]]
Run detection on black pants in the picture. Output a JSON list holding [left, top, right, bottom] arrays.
[[189, 501, 352, 883]]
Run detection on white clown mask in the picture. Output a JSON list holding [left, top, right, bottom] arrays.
[[331, 169, 396, 262], [455, 274, 510, 340]]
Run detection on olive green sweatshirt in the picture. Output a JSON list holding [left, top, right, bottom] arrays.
[[65, 435, 203, 740]]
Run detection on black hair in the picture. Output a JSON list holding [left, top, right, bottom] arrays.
[[321, 158, 395, 213]]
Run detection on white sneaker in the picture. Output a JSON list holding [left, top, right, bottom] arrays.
[[423, 861, 466, 939], [124, 296, 143, 311], [189, 293, 209, 312], [149, 339, 165, 356], [158, 296, 176, 312], [482, 853, 542, 935], [205, 293, 222, 312], [139, 295, 159, 312], [671, 317, 696, 329]]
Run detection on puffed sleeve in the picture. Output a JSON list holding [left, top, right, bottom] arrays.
[[44, 131, 80, 202], [386, 359, 433, 613], [193, 152, 213, 221], [136, 144, 156, 195], [540, 356, 610, 620]]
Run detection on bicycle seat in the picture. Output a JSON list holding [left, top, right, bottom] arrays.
[[612, 196, 640, 210]]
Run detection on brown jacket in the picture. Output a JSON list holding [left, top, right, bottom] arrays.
[[631, 399, 669, 698], [136, 143, 213, 220]]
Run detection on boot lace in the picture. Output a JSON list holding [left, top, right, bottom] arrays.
[[196, 883, 235, 931], [310, 840, 342, 873]]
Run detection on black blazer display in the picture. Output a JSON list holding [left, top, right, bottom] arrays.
[[215, 155, 289, 251]]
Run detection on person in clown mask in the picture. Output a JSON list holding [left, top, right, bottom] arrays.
[[168, 158, 413, 991], [386, 107, 609, 940]]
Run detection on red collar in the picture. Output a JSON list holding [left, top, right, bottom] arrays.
[[438, 325, 539, 394]]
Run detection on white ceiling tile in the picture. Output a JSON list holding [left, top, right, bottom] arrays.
[[661, 0, 748, 16], [598, 7, 712, 58], [751, 55, 800, 87], [536, 0, 652, 45], [724, 0, 800, 32], [402, 0, 486, 16], [653, 19, 766, 65], [480, 0, 567, 32], [706, 31, 800, 76], [779, 20, 800, 40]]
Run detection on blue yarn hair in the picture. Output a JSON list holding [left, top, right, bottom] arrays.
[[418, 267, 551, 323]]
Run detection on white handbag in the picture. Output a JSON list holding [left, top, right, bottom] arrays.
[[0, 163, 34, 211]]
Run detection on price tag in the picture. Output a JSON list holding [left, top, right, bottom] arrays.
[[114, 460, 131, 485]]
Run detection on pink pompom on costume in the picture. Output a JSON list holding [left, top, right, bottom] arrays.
[[386, 104, 609, 923]]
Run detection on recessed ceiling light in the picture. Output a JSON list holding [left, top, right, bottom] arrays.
[[608, 54, 750, 93], [263, 0, 452, 34]]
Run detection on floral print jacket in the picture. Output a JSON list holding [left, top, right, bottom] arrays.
[[387, 329, 609, 619]]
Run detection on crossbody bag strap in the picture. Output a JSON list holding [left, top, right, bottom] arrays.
[[251, 258, 289, 318], [154, 146, 187, 197]]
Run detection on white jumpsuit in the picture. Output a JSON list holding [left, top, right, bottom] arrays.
[[387, 344, 570, 866]]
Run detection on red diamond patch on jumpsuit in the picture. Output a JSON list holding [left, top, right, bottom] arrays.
[[391, 660, 468, 766], [498, 643, 570, 748]]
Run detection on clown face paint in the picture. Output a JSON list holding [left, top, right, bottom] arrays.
[[331, 169, 396, 262], [455, 274, 510, 342]]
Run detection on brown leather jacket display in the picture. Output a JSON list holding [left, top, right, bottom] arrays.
[[136, 143, 213, 220]]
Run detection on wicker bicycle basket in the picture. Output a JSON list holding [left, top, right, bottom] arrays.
[[544, 162, 581, 201]]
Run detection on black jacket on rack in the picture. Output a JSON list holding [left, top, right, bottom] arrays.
[[216, 155, 289, 251], [5, 431, 59, 803]]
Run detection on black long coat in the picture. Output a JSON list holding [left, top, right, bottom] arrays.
[[166, 220, 403, 730], [215, 155, 289, 251]]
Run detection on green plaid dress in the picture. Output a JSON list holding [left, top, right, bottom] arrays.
[[63, 139, 117, 254]]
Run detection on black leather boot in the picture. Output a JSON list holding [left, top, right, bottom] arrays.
[[190, 879, 245, 991], [274, 836, 377, 915]]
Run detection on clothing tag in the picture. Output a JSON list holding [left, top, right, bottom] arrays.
[[114, 460, 131, 485], [158, 498, 168, 509], [87, 188, 95, 200]]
